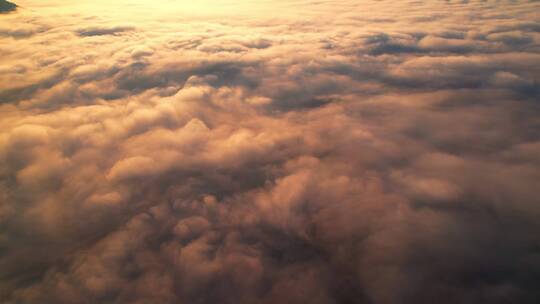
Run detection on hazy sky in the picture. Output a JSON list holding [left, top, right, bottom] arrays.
[[1, 1, 540, 303]]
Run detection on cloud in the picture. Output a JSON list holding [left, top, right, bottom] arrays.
[[1, 1, 540, 303], [76, 25, 135, 37], [0, 0, 16, 13]]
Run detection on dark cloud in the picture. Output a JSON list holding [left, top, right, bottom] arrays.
[[1, 1, 540, 304], [365, 33, 425, 55], [76, 25, 135, 37], [0, 0, 16, 13]]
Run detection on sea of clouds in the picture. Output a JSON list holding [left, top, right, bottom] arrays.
[[1, 1, 540, 303]]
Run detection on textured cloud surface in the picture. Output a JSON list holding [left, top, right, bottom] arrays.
[[1, 1, 540, 303], [0, 0, 16, 13]]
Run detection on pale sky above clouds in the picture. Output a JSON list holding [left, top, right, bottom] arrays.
[[1, 1, 540, 303]]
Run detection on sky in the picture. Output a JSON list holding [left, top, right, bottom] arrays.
[[1, 1, 540, 303]]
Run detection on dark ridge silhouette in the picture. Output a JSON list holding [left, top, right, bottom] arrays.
[[0, 0, 17, 13]]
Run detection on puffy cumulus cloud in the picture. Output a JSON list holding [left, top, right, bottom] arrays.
[[1, 0, 540, 303]]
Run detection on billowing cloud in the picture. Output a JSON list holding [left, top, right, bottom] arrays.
[[1, 1, 540, 303]]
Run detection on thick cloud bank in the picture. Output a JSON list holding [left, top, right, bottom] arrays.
[[1, 1, 540, 303]]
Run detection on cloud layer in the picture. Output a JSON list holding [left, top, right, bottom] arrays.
[[1, 1, 540, 303]]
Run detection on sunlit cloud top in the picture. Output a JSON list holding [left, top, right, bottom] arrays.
[[1, 1, 540, 303]]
